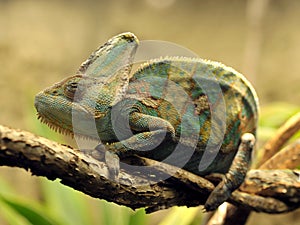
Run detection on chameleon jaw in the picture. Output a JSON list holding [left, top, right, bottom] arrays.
[[37, 113, 74, 137], [37, 113, 106, 142]]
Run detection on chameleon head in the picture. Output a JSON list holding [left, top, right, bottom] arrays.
[[34, 74, 116, 140], [35, 32, 138, 142]]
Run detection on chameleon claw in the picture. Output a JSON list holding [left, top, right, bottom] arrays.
[[204, 174, 230, 211], [201, 206, 207, 213], [105, 151, 120, 181], [81, 148, 104, 161]]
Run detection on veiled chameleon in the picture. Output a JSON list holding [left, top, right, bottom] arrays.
[[35, 32, 258, 211]]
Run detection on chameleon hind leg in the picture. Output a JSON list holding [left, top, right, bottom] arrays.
[[204, 133, 256, 211]]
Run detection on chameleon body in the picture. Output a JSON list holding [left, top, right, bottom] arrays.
[[35, 32, 258, 211]]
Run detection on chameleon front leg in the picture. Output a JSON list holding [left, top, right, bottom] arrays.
[[204, 133, 256, 211], [97, 112, 176, 178]]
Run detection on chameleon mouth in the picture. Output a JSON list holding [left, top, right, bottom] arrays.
[[37, 114, 74, 137]]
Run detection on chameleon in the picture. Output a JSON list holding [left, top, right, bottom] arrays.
[[34, 32, 258, 211]]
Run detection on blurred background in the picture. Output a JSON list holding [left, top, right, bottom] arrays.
[[0, 0, 299, 224]]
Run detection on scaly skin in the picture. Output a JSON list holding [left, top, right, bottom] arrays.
[[35, 32, 259, 211]]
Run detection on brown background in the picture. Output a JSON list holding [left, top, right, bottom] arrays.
[[0, 0, 299, 224]]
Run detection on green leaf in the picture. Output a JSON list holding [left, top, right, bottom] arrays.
[[128, 209, 148, 225], [0, 170, 66, 225], [100, 200, 131, 225], [0, 195, 60, 225], [158, 207, 201, 225], [40, 178, 96, 225], [0, 199, 33, 225], [258, 102, 300, 143], [259, 102, 300, 129]]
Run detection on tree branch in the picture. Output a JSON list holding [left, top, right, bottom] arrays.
[[0, 124, 299, 214], [258, 112, 300, 167]]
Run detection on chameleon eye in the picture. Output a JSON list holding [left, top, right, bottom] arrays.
[[64, 81, 79, 100]]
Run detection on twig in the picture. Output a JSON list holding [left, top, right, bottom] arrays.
[[258, 112, 300, 167], [0, 124, 299, 215], [260, 140, 300, 169]]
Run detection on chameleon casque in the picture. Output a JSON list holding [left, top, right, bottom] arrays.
[[35, 32, 259, 211]]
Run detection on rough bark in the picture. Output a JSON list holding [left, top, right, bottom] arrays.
[[0, 124, 299, 215]]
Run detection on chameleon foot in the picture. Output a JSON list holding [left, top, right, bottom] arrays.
[[204, 173, 231, 211], [94, 143, 121, 180], [80, 148, 104, 161], [105, 151, 120, 180], [204, 133, 255, 211]]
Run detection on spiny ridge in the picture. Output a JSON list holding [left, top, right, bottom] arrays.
[[37, 113, 74, 137]]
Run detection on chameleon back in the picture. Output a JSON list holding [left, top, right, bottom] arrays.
[[122, 57, 258, 175]]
